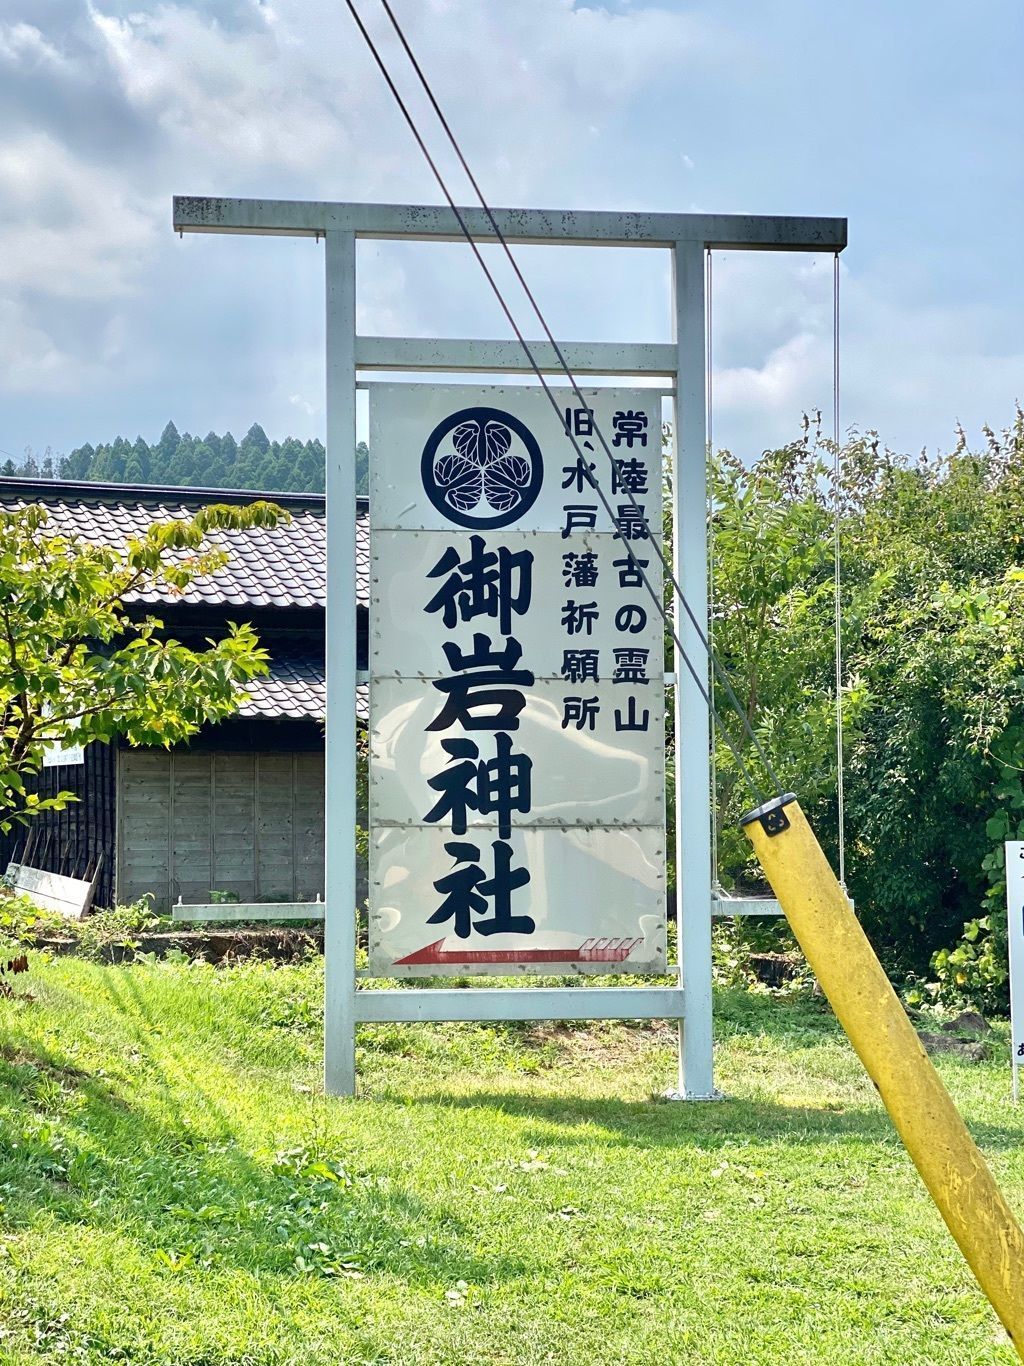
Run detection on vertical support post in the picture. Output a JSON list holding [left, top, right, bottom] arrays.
[[1007, 843, 1023, 1106], [324, 230, 358, 1096], [671, 238, 716, 1098]]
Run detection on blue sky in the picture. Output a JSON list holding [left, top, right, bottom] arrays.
[[1, 0, 1021, 466]]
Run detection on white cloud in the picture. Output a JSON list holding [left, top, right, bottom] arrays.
[[0, 0, 698, 404], [0, 21, 68, 67], [708, 254, 1024, 458], [715, 331, 828, 423], [78, 0, 706, 208], [838, 272, 1024, 453], [0, 131, 158, 299], [88, 4, 357, 178], [0, 297, 95, 394]]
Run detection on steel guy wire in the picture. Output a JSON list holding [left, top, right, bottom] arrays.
[[343, 0, 773, 804], [368, 0, 786, 800]]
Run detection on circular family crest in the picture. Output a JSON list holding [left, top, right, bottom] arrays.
[[421, 406, 543, 529]]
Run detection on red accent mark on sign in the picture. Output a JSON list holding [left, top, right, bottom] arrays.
[[395, 936, 642, 966]]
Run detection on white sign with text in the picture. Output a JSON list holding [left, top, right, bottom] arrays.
[[368, 384, 667, 976]]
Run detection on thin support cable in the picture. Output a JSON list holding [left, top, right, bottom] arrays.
[[342, 0, 768, 805], [833, 253, 846, 889], [359, 0, 785, 801], [707, 249, 721, 892]]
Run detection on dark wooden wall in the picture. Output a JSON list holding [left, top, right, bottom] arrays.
[[0, 743, 116, 907]]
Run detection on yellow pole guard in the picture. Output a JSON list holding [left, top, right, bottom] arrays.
[[742, 794, 1024, 1355]]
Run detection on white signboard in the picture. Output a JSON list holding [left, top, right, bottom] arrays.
[[369, 384, 667, 976], [1005, 842, 1024, 1101], [42, 741, 85, 768]]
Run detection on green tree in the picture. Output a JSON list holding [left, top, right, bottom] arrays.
[[255, 452, 285, 491], [157, 421, 181, 468], [191, 440, 216, 486], [60, 444, 94, 480], [131, 437, 152, 482], [91, 441, 127, 483], [709, 409, 1024, 986], [279, 437, 306, 491], [707, 434, 846, 881], [240, 423, 270, 461], [0, 501, 286, 833], [169, 434, 197, 485], [355, 441, 369, 496], [21, 425, 350, 494]]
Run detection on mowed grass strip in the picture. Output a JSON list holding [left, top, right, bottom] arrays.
[[0, 955, 1020, 1365]]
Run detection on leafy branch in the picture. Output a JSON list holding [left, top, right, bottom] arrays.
[[0, 501, 287, 833]]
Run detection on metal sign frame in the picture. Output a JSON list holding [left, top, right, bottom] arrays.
[[173, 196, 847, 1098], [1005, 842, 1024, 1101]]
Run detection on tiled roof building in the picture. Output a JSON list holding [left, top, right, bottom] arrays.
[[0, 477, 368, 910]]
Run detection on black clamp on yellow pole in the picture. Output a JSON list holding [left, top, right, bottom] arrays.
[[742, 793, 1024, 1355]]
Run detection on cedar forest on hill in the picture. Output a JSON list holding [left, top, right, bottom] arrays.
[[1, 422, 371, 496]]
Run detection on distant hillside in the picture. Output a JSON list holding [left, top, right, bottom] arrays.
[[2, 423, 370, 496]]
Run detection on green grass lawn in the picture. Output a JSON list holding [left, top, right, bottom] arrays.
[[0, 953, 1020, 1365]]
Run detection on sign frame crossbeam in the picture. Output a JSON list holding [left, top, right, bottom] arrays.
[[174, 196, 846, 252], [355, 337, 677, 376], [355, 986, 684, 1023], [174, 195, 847, 1100]]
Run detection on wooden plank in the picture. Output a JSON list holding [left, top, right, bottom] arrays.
[[295, 756, 324, 907], [173, 754, 212, 776], [171, 810, 212, 826], [119, 749, 171, 909], [213, 753, 254, 898], [215, 865, 256, 883], [170, 752, 211, 902], [120, 754, 168, 777], [256, 753, 296, 901], [6, 862, 95, 920], [212, 826, 255, 844]]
